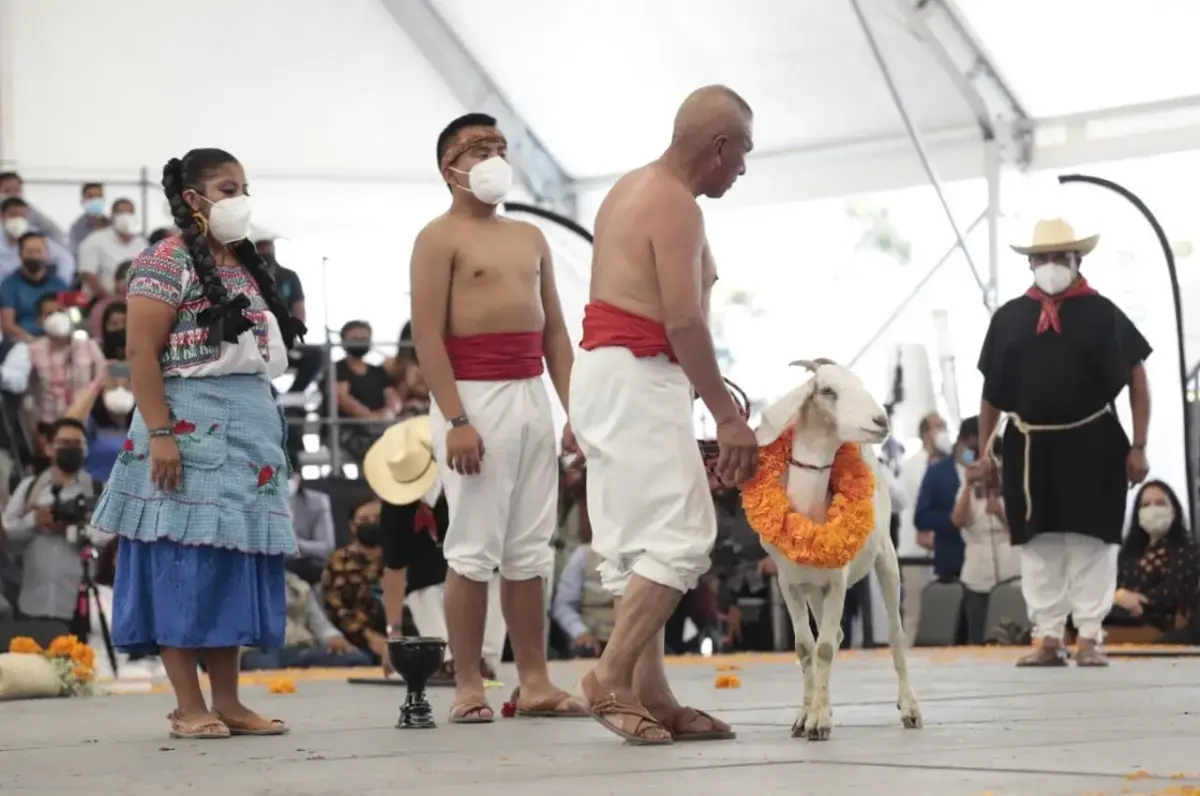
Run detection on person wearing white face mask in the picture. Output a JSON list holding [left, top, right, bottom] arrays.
[[977, 218, 1153, 667], [59, 376, 135, 482], [0, 197, 77, 284], [68, 183, 111, 258], [89, 148, 306, 741], [1107, 481, 1200, 641], [410, 114, 582, 724], [26, 295, 108, 425], [78, 197, 149, 299]]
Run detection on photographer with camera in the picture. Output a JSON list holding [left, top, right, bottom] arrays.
[[0, 417, 104, 621]]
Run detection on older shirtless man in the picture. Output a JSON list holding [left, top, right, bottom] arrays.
[[410, 113, 585, 723], [570, 86, 760, 745]]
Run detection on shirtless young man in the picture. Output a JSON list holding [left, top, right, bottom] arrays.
[[409, 113, 586, 723], [570, 86, 760, 745]]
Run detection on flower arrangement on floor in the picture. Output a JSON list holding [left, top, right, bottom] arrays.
[[5, 635, 97, 697], [741, 427, 875, 569]]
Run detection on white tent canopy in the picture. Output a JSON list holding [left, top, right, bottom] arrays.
[[3, 0, 1200, 327]]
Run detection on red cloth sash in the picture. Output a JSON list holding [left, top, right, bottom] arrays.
[[1025, 278, 1098, 334], [580, 301, 677, 362], [444, 331, 544, 381]]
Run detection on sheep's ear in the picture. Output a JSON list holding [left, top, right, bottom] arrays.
[[790, 359, 818, 372], [756, 380, 814, 446], [813, 357, 838, 367]]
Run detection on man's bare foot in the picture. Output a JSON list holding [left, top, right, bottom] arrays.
[[1074, 638, 1109, 667], [508, 683, 588, 717], [450, 685, 494, 724], [647, 705, 736, 741], [211, 701, 288, 735], [1016, 638, 1068, 667], [580, 671, 672, 745]]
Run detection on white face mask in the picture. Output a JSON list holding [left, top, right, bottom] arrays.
[[43, 311, 73, 339], [102, 386, 135, 415], [1138, 504, 1174, 538], [202, 195, 252, 244], [1032, 262, 1076, 296], [453, 157, 512, 205], [4, 216, 29, 239], [112, 212, 138, 237], [932, 430, 953, 455]]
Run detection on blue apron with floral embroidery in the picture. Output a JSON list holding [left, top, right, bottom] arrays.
[[92, 373, 297, 556]]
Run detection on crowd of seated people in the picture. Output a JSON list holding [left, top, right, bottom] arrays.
[[904, 411, 1200, 647]]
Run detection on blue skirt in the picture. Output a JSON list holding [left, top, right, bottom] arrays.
[[112, 538, 286, 654], [93, 373, 296, 654]]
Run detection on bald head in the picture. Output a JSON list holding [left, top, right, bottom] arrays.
[[672, 85, 752, 143], [664, 85, 754, 199]]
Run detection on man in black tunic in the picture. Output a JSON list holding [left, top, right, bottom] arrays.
[[977, 218, 1151, 667]]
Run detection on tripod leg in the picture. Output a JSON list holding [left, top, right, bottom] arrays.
[[90, 585, 119, 677]]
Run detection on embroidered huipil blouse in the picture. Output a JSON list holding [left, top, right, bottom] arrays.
[[126, 237, 288, 380]]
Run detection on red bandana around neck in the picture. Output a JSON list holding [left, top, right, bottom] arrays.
[[1025, 277, 1099, 334]]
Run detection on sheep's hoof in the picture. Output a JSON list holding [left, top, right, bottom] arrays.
[[899, 697, 923, 729], [806, 724, 832, 741], [803, 712, 832, 741], [790, 710, 809, 738]]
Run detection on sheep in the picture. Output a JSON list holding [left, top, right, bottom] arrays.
[[752, 358, 922, 740]]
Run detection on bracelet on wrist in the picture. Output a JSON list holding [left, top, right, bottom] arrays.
[[148, 427, 173, 438]]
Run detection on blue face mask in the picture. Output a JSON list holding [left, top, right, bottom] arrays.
[[83, 197, 105, 217], [961, 449, 977, 465]]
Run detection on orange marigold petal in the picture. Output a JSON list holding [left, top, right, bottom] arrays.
[[8, 636, 42, 654], [741, 431, 875, 569]]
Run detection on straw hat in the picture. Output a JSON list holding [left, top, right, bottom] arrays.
[[363, 415, 438, 505], [1010, 218, 1099, 256]]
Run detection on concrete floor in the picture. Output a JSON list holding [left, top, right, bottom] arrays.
[[1, 648, 1198, 796]]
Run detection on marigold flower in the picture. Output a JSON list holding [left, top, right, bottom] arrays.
[[714, 674, 741, 689], [8, 637, 42, 654], [267, 677, 296, 694], [70, 644, 96, 670], [47, 635, 81, 658], [741, 430, 875, 569]]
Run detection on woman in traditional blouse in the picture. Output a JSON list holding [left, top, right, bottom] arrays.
[[91, 149, 304, 739], [1109, 480, 1200, 635]]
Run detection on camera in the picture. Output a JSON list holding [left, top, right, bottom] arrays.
[[50, 488, 96, 527]]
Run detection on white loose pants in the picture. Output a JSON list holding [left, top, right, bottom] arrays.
[[1020, 532, 1118, 641], [569, 346, 716, 596], [406, 577, 507, 670], [432, 378, 557, 583]]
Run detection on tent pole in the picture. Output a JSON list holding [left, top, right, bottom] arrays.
[[847, 0, 988, 307], [984, 138, 1003, 312], [848, 211, 987, 368]]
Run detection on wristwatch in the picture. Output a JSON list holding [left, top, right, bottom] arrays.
[[148, 427, 174, 438], [447, 414, 470, 429]]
